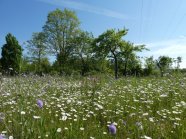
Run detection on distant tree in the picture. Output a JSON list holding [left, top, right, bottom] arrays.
[[144, 56, 156, 76], [156, 56, 172, 77], [26, 32, 48, 75], [43, 8, 80, 74], [71, 30, 93, 76], [126, 56, 143, 76], [20, 56, 32, 73], [40, 58, 51, 74], [1, 33, 23, 75], [120, 41, 147, 76], [176, 56, 182, 69], [93, 29, 128, 79]]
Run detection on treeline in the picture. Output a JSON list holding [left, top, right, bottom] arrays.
[[0, 9, 183, 78]]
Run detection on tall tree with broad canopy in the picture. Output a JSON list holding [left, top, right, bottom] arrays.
[[43, 8, 80, 74], [93, 29, 128, 79], [1, 33, 23, 75], [71, 30, 94, 76], [26, 32, 48, 75], [156, 56, 172, 77]]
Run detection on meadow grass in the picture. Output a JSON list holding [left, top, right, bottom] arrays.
[[0, 75, 186, 139]]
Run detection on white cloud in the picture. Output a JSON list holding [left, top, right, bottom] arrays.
[[142, 37, 186, 68], [37, 0, 128, 20], [153, 45, 186, 56]]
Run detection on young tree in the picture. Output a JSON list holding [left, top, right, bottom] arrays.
[[26, 32, 48, 75], [1, 33, 23, 75], [156, 56, 172, 77], [93, 29, 128, 79], [43, 8, 80, 74], [71, 31, 93, 76]]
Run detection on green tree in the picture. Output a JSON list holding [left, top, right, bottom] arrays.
[[20, 56, 32, 73], [1, 33, 23, 75], [43, 8, 80, 74], [71, 31, 93, 76], [93, 29, 128, 79], [176, 56, 182, 69], [144, 56, 156, 76], [125, 56, 143, 76], [39, 58, 51, 74], [26, 32, 48, 75], [120, 41, 146, 76], [156, 56, 172, 77]]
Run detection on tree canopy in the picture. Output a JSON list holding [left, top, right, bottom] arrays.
[[1, 33, 22, 75], [156, 56, 172, 77], [71, 30, 94, 75], [93, 29, 128, 79], [26, 32, 48, 75], [0, 8, 183, 78], [43, 8, 80, 74]]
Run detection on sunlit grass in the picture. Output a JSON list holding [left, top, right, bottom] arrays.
[[0, 75, 186, 138]]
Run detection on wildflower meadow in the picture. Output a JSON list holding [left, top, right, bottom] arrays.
[[0, 75, 186, 139]]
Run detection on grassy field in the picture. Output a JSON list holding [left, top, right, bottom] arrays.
[[0, 75, 186, 139]]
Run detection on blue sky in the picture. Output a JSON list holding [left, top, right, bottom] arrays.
[[1, 0, 186, 67]]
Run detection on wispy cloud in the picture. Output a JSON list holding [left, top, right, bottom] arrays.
[[37, 0, 128, 20], [142, 36, 186, 68]]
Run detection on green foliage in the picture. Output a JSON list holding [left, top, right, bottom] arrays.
[[20, 56, 32, 73], [119, 41, 147, 76], [128, 57, 143, 76], [43, 8, 80, 73], [93, 29, 128, 79], [1, 33, 23, 75], [30, 58, 51, 74], [144, 56, 156, 76], [156, 56, 173, 77], [71, 30, 94, 75], [39, 58, 51, 74], [93, 29, 127, 58], [26, 32, 48, 74], [176, 56, 182, 69], [0, 8, 183, 77]]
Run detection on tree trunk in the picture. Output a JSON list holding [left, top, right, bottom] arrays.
[[81, 59, 85, 76], [38, 51, 42, 76], [57, 51, 64, 75], [114, 56, 118, 79], [123, 58, 128, 77], [38, 58, 41, 76], [161, 70, 163, 77], [60, 31, 65, 75], [160, 67, 163, 77]]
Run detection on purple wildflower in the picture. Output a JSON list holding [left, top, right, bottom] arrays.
[[37, 99, 43, 108], [0, 135, 3, 139], [108, 123, 116, 135]]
